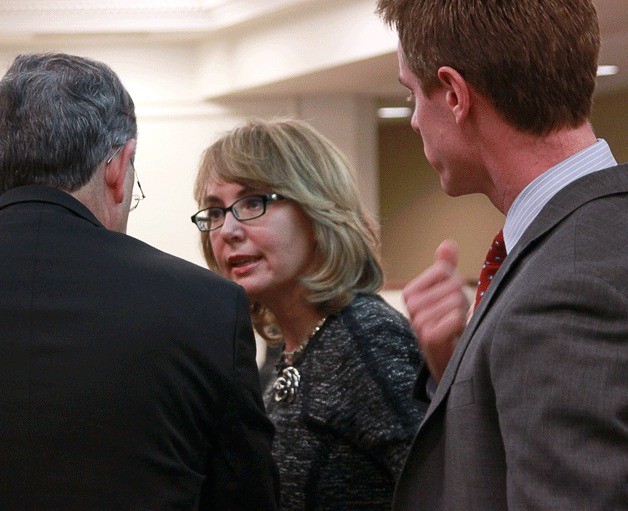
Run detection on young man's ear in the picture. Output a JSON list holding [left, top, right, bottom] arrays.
[[105, 139, 136, 204], [437, 66, 470, 125]]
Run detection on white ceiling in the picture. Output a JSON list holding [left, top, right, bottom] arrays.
[[215, 0, 628, 100], [0, 0, 318, 39], [0, 0, 625, 99]]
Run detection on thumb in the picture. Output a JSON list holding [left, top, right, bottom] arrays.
[[434, 239, 458, 269]]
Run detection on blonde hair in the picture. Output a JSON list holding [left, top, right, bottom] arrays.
[[194, 119, 383, 341]]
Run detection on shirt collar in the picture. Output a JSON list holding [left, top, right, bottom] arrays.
[[503, 139, 617, 253]]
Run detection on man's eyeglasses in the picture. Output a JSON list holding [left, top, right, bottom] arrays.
[[191, 193, 285, 232], [106, 146, 146, 211]]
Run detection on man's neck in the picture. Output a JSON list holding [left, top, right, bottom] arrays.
[[70, 178, 128, 233], [480, 122, 598, 214]]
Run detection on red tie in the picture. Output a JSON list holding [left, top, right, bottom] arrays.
[[474, 229, 506, 311]]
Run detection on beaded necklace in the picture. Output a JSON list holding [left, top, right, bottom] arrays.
[[273, 316, 327, 404]]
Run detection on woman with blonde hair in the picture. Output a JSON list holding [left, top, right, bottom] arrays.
[[192, 119, 423, 510]]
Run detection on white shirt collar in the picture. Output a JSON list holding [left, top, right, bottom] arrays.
[[503, 139, 617, 253]]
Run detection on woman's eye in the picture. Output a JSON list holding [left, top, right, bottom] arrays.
[[208, 208, 224, 220], [242, 196, 263, 211]]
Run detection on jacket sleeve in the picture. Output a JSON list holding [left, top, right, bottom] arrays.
[[346, 319, 425, 478], [304, 307, 424, 479], [491, 269, 628, 509], [198, 287, 280, 510], [412, 361, 435, 411]]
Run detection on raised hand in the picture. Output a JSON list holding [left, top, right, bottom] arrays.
[[402, 240, 469, 383]]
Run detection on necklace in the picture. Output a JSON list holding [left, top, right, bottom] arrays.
[[273, 316, 327, 404]]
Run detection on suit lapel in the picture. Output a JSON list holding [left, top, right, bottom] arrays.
[[419, 164, 628, 426]]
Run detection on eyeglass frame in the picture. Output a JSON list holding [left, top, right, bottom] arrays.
[[106, 145, 146, 211], [191, 193, 286, 232]]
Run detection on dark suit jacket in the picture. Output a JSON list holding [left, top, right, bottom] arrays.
[[0, 186, 279, 510], [394, 164, 628, 510]]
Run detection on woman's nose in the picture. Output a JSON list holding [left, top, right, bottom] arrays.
[[219, 211, 245, 242]]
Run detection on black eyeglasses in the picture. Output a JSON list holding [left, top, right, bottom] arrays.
[[191, 193, 285, 232], [106, 146, 146, 211]]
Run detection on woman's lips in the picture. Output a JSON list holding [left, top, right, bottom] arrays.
[[227, 255, 261, 276]]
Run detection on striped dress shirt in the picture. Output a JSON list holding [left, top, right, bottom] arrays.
[[503, 139, 618, 253]]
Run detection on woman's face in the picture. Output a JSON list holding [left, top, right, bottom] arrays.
[[205, 179, 317, 307]]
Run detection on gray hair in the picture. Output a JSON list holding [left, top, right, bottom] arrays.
[[0, 53, 136, 193]]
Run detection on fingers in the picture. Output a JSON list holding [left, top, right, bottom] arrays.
[[402, 240, 459, 304], [405, 276, 468, 345], [403, 246, 463, 321], [402, 239, 469, 382], [403, 257, 456, 304], [416, 298, 468, 344], [434, 239, 458, 268]]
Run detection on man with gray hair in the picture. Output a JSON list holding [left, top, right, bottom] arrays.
[[0, 53, 279, 510]]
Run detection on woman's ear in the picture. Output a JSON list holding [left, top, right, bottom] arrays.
[[105, 139, 136, 204], [437, 66, 471, 125]]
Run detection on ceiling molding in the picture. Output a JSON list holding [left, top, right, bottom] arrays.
[[0, 0, 314, 38], [0, 0, 625, 98], [0, 0, 298, 13]]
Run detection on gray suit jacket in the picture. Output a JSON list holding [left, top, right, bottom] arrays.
[[394, 164, 628, 510]]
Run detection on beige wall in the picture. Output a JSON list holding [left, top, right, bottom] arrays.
[[591, 91, 628, 163], [1, 7, 624, 288], [378, 90, 627, 287], [378, 122, 504, 285]]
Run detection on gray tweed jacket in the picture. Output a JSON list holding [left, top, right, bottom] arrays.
[[265, 294, 424, 511]]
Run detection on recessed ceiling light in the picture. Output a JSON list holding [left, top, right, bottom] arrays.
[[377, 107, 412, 119], [597, 65, 619, 77]]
